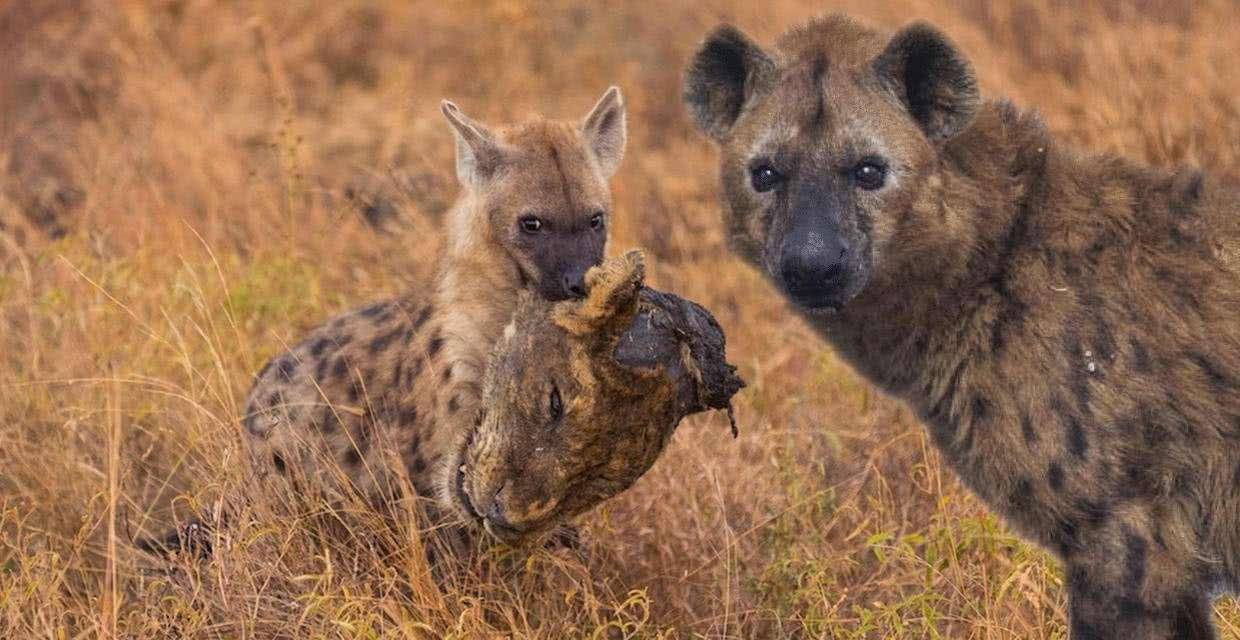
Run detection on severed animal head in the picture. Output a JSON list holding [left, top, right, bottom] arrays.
[[443, 251, 744, 543]]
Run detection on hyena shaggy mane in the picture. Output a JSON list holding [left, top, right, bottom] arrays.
[[685, 13, 1240, 639], [142, 87, 629, 551]]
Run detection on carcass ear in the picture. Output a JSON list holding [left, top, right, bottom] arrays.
[[874, 22, 980, 141], [683, 25, 775, 142], [581, 86, 626, 179], [441, 100, 507, 187], [553, 251, 644, 338]]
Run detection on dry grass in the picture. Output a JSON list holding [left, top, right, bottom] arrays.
[[3, 1, 1240, 637]]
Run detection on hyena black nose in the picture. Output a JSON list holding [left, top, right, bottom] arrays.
[[780, 232, 848, 306], [562, 269, 588, 299]]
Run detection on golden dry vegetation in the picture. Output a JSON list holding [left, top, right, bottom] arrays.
[[3, 1, 1240, 637]]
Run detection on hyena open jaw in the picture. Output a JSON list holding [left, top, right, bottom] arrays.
[[686, 13, 1240, 639], [140, 87, 629, 552]]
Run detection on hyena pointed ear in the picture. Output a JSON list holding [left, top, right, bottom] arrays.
[[553, 251, 645, 338], [683, 24, 775, 142], [581, 86, 626, 179], [874, 22, 980, 142], [441, 100, 506, 187]]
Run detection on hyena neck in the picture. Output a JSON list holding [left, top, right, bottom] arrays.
[[431, 195, 523, 405], [820, 100, 1053, 404]]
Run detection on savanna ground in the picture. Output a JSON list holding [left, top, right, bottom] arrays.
[[3, 1, 1240, 637]]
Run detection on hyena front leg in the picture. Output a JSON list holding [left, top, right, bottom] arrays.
[[1067, 570, 1213, 640], [1065, 521, 1215, 640]]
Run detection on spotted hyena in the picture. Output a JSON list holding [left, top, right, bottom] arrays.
[[685, 14, 1240, 638], [142, 88, 629, 551]]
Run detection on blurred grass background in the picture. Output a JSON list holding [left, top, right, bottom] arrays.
[[3, 1, 1240, 637]]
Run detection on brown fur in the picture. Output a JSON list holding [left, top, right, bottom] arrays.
[[686, 13, 1240, 639]]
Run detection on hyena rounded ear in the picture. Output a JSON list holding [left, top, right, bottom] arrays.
[[581, 86, 626, 179], [874, 22, 980, 142], [683, 24, 775, 142], [553, 250, 645, 338], [441, 100, 506, 188]]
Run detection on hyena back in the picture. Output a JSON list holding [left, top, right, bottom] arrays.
[[686, 14, 1240, 638]]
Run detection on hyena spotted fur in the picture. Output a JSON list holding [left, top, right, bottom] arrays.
[[686, 14, 1240, 638], [239, 88, 627, 526]]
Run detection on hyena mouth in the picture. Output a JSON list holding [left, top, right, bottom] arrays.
[[451, 431, 483, 523], [454, 465, 481, 521]]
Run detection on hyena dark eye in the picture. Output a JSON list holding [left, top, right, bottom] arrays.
[[548, 384, 563, 421], [519, 216, 543, 234], [590, 211, 605, 231], [852, 161, 887, 191], [749, 164, 784, 193]]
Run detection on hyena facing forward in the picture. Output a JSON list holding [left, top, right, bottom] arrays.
[[686, 14, 1240, 638]]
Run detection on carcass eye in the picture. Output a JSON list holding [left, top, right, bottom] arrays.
[[852, 161, 887, 190], [749, 164, 784, 193], [519, 216, 543, 233], [549, 384, 563, 421], [590, 211, 605, 231]]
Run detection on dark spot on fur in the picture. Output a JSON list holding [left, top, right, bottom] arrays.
[[1008, 476, 1033, 511], [411, 456, 427, 475], [318, 411, 341, 434], [442, 366, 452, 382], [427, 334, 444, 356], [344, 448, 362, 467], [447, 395, 460, 413], [243, 413, 263, 436], [971, 396, 989, 422], [1129, 337, 1151, 373], [1063, 331, 1092, 412], [276, 356, 297, 381], [1065, 415, 1088, 458], [1070, 371, 1091, 414], [1051, 518, 1080, 556], [1048, 462, 1064, 491], [360, 302, 387, 318], [1123, 528, 1147, 589], [332, 356, 349, 380], [398, 405, 418, 425], [348, 381, 362, 403], [1188, 351, 1230, 390], [310, 337, 332, 357], [1020, 411, 1037, 443], [315, 356, 330, 382], [369, 328, 402, 354], [265, 391, 282, 410], [272, 453, 286, 474], [414, 305, 432, 329], [1090, 318, 1116, 364]]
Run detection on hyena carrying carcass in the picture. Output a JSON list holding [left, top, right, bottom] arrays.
[[685, 14, 1240, 638], [145, 88, 634, 550], [243, 248, 742, 546]]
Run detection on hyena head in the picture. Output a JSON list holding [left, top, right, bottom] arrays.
[[441, 87, 626, 301], [683, 15, 979, 311], [444, 251, 744, 543]]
